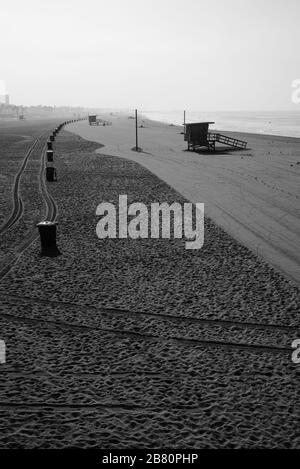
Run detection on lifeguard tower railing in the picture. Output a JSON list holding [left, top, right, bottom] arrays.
[[208, 133, 247, 150]]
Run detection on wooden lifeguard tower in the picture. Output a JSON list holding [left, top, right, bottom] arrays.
[[185, 122, 247, 152], [88, 115, 112, 126], [88, 115, 98, 126]]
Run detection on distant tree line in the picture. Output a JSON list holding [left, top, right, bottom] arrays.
[[0, 103, 99, 118]]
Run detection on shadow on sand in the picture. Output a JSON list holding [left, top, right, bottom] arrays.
[[184, 146, 251, 156]]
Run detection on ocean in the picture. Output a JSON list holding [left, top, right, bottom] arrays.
[[141, 110, 300, 139]]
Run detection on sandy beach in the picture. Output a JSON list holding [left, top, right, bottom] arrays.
[[68, 115, 300, 285], [0, 124, 299, 448], [2, 0, 300, 456]]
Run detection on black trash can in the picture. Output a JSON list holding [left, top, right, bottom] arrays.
[[46, 166, 57, 182], [47, 150, 54, 162], [47, 141, 53, 150], [37, 221, 60, 257], [50, 135, 55, 142]]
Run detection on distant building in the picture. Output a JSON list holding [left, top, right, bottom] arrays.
[[0, 94, 9, 105]]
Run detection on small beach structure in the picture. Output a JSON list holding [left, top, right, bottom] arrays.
[[88, 115, 112, 126], [88, 115, 98, 125], [46, 166, 57, 182], [184, 122, 247, 151], [36, 221, 60, 257]]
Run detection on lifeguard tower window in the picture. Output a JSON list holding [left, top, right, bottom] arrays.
[[184, 122, 247, 151]]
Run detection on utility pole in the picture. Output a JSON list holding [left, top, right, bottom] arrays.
[[135, 109, 138, 151]]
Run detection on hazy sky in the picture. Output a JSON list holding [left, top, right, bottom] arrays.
[[1, 0, 299, 110]]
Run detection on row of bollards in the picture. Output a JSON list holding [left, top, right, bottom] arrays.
[[38, 117, 87, 256], [45, 117, 86, 183]]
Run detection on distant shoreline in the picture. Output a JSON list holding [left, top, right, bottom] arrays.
[[137, 113, 300, 143]]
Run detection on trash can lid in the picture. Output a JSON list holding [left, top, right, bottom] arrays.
[[37, 221, 57, 227]]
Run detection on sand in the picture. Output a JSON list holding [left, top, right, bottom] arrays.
[[0, 119, 65, 260], [0, 129, 299, 448], [68, 115, 300, 285]]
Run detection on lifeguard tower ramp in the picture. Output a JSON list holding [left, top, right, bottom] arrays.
[[185, 122, 247, 151]]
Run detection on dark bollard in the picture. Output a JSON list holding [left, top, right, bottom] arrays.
[[46, 166, 57, 182], [37, 221, 60, 257], [47, 150, 54, 162], [47, 141, 53, 150]]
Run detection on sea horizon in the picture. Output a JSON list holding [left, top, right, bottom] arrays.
[[141, 110, 300, 139]]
